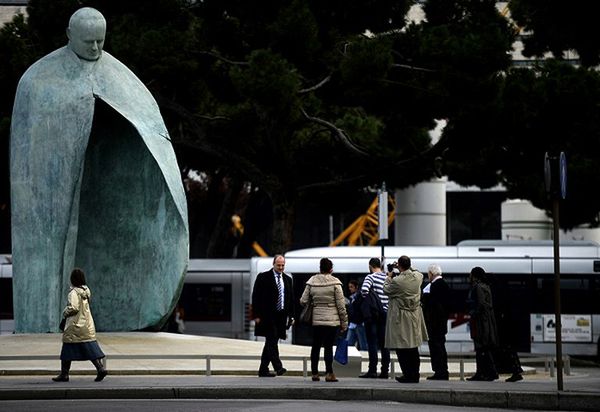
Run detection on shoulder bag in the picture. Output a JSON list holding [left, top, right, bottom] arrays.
[[299, 287, 313, 324]]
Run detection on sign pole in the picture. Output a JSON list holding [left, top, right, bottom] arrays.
[[378, 182, 388, 266], [552, 197, 563, 391], [545, 151, 566, 392]]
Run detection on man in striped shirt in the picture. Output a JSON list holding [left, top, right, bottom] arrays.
[[359, 257, 390, 379]]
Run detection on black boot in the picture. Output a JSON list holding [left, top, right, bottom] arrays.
[[52, 360, 71, 382], [91, 358, 107, 382]]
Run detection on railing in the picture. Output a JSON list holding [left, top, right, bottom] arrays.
[[0, 353, 570, 380], [0, 354, 313, 378], [440, 353, 571, 381]]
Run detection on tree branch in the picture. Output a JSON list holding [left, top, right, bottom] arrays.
[[195, 114, 231, 121], [155, 94, 277, 187], [194, 50, 249, 66], [300, 107, 370, 157], [297, 131, 452, 194], [298, 74, 332, 94], [392, 63, 437, 73]]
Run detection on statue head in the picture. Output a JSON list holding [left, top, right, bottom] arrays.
[[66, 7, 106, 61]]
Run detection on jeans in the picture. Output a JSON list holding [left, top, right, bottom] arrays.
[[364, 314, 390, 374], [346, 323, 368, 351]]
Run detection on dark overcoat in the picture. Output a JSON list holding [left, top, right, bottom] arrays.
[[422, 277, 451, 339], [467, 281, 498, 349], [252, 270, 293, 338]]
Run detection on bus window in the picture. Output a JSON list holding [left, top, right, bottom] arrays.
[[180, 283, 232, 322]]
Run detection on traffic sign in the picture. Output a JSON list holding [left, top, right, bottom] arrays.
[[559, 152, 567, 199]]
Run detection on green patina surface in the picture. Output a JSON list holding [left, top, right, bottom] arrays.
[[10, 43, 188, 333]]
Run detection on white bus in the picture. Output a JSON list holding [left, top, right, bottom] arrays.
[[249, 240, 600, 357], [3, 240, 600, 358]]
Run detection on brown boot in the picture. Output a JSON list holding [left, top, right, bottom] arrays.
[[52, 360, 71, 382], [325, 373, 338, 382]]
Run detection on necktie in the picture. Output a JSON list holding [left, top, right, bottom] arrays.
[[276, 274, 283, 311]]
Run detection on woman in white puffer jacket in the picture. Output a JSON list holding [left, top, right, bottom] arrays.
[[53, 268, 107, 383], [300, 258, 348, 382]]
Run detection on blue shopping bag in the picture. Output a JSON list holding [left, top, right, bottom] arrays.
[[334, 336, 348, 365]]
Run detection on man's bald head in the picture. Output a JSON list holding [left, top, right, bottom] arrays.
[[67, 7, 106, 61]]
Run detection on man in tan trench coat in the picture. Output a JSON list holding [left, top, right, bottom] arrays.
[[383, 255, 428, 383]]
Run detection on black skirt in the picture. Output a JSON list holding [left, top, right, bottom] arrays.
[[60, 341, 105, 361]]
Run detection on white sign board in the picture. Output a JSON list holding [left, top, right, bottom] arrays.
[[542, 314, 592, 343], [378, 190, 388, 240]]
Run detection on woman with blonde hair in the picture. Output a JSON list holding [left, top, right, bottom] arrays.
[[300, 258, 348, 382], [52, 268, 107, 382]]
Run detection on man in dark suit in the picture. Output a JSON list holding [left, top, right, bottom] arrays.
[[422, 263, 451, 380], [251, 254, 294, 377]]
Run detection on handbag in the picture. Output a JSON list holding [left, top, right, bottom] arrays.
[[59, 317, 66, 332], [299, 301, 313, 324], [334, 335, 349, 365], [299, 285, 313, 324]]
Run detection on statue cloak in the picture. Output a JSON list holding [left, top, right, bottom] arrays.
[[10, 46, 189, 332]]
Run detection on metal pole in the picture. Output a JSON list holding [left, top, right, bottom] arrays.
[[553, 198, 563, 391], [328, 215, 334, 245]]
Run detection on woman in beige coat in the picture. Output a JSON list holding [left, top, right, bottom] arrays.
[[300, 258, 348, 382], [384, 255, 428, 383], [52, 268, 107, 382]]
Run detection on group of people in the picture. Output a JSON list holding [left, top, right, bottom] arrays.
[[252, 254, 523, 383], [52, 254, 521, 384]]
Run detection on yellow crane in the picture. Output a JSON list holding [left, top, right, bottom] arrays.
[[329, 195, 396, 246], [231, 214, 268, 257]]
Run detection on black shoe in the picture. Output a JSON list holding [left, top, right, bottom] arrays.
[[481, 375, 498, 381], [466, 374, 485, 381], [52, 375, 69, 382], [276, 368, 287, 376], [505, 374, 523, 382], [378, 372, 389, 379], [359, 372, 378, 378], [258, 371, 276, 377], [395, 376, 419, 383], [427, 374, 449, 380], [95, 369, 108, 382], [467, 374, 496, 381]]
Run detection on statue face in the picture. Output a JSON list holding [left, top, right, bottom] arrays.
[[68, 18, 106, 61]]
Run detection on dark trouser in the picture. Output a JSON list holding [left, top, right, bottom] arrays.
[[506, 348, 523, 375], [493, 345, 523, 375], [475, 346, 498, 378], [427, 334, 448, 376], [311, 325, 338, 375], [259, 316, 285, 373], [395, 347, 420, 380], [365, 314, 390, 374]]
